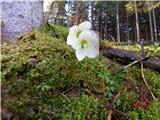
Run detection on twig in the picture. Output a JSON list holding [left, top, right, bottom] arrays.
[[82, 88, 126, 119], [76, 14, 82, 25], [46, 114, 52, 120], [61, 86, 75, 94], [107, 110, 112, 120], [140, 63, 156, 99], [112, 56, 150, 76], [46, 21, 55, 33], [76, 1, 83, 25], [140, 39, 156, 100], [114, 109, 126, 116], [60, 93, 70, 102], [107, 92, 126, 120]]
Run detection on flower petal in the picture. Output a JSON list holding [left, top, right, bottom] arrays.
[[67, 34, 77, 45], [75, 48, 86, 61], [78, 21, 91, 31], [86, 46, 98, 58], [90, 30, 99, 42], [79, 30, 99, 45], [69, 25, 79, 34], [72, 39, 81, 49], [67, 35, 80, 49]]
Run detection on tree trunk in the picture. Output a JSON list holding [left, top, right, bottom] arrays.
[[121, 14, 123, 42], [101, 20, 103, 39], [152, 3, 158, 43], [98, 12, 102, 38], [148, 6, 154, 42], [134, 1, 140, 42], [91, 1, 94, 29], [105, 15, 108, 40], [101, 47, 160, 73], [127, 13, 130, 42], [116, 3, 120, 42], [134, 22, 137, 42]]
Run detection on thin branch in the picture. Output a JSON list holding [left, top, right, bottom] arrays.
[[140, 62, 156, 100], [112, 56, 150, 76], [76, 14, 82, 25], [107, 110, 112, 120], [140, 39, 156, 100], [46, 114, 52, 120]]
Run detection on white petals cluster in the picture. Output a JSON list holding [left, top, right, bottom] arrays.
[[67, 21, 99, 61]]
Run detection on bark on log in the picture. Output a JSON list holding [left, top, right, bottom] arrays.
[[101, 47, 160, 73]]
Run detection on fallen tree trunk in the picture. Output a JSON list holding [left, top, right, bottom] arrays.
[[101, 47, 160, 73]]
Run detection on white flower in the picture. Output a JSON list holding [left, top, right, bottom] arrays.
[[73, 30, 99, 61], [67, 21, 99, 61], [67, 21, 91, 49]]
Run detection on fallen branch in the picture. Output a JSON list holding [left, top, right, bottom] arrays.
[[101, 47, 160, 73], [141, 62, 156, 100], [112, 56, 150, 76], [140, 40, 156, 100]]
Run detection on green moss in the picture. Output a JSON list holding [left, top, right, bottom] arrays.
[[2, 24, 160, 119], [62, 95, 107, 120], [125, 99, 160, 120], [1, 24, 108, 119], [111, 66, 160, 119], [39, 23, 69, 40], [102, 40, 160, 58]]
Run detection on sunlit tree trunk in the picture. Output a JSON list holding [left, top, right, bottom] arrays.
[[67, 1, 73, 27], [148, 2, 154, 42], [149, 11, 154, 42], [116, 3, 120, 42], [91, 1, 94, 28], [54, 2, 66, 25], [134, 1, 140, 42], [127, 13, 130, 42], [105, 14, 108, 40], [152, 2, 158, 42]]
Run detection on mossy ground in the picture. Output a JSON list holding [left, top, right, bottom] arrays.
[[101, 40, 160, 58], [1, 24, 160, 120]]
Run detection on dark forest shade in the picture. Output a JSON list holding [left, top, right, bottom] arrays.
[[50, 1, 160, 43]]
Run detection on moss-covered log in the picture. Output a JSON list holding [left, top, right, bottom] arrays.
[[101, 47, 160, 73]]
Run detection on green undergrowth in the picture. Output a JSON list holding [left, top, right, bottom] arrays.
[[101, 40, 160, 58], [1, 24, 109, 119], [1, 24, 160, 120], [101, 57, 160, 120]]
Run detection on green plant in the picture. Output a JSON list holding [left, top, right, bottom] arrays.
[[125, 100, 160, 120], [1, 24, 108, 119]]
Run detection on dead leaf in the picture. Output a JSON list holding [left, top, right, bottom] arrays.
[[113, 92, 121, 103], [107, 110, 112, 120], [101, 81, 106, 93], [86, 111, 91, 120]]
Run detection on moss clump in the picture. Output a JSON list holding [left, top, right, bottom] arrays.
[[62, 95, 107, 120], [1, 25, 108, 119], [39, 23, 69, 40], [111, 66, 160, 119], [124, 99, 160, 120], [101, 40, 160, 58], [2, 24, 160, 119]]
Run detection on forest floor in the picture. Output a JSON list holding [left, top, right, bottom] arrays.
[[1, 24, 160, 120]]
